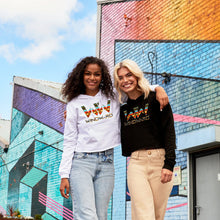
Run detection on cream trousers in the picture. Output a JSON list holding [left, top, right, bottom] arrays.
[[127, 149, 173, 220]]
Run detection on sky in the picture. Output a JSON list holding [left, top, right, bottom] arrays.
[[0, 0, 97, 120]]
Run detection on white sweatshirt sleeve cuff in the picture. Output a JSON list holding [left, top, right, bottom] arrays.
[[149, 84, 159, 92], [59, 173, 70, 179]]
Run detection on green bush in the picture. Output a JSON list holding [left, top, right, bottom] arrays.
[[34, 214, 42, 220]]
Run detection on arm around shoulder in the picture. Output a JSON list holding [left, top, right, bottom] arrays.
[[155, 86, 169, 110]]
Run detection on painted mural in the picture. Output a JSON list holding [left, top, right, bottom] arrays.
[[100, 0, 219, 219], [0, 84, 72, 219]]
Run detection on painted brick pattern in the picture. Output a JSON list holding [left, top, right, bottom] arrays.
[[115, 41, 220, 135], [165, 196, 188, 220], [13, 84, 66, 134], [7, 141, 35, 210], [175, 150, 187, 169], [112, 145, 127, 220], [126, 201, 131, 220], [4, 112, 64, 172], [100, 0, 219, 219], [34, 140, 66, 219], [0, 94, 66, 219], [0, 156, 9, 213], [100, 0, 219, 71], [19, 183, 32, 216], [107, 196, 113, 220], [10, 108, 30, 143]]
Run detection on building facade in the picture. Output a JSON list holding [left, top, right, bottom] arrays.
[[0, 77, 72, 219], [96, 0, 220, 219]]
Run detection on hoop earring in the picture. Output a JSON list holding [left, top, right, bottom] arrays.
[[99, 81, 104, 89]]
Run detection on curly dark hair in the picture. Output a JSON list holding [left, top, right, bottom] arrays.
[[62, 56, 115, 102]]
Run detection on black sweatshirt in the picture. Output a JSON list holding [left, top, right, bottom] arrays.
[[120, 92, 176, 171]]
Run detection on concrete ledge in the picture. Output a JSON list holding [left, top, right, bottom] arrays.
[[177, 125, 220, 152], [13, 76, 65, 102], [97, 0, 127, 5]]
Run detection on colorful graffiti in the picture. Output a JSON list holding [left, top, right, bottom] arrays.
[[0, 83, 69, 219], [100, 0, 219, 219], [39, 192, 73, 220], [100, 0, 219, 69]]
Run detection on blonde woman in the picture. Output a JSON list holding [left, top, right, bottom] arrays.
[[114, 59, 176, 220]]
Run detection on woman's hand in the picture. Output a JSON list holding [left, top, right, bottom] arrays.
[[161, 168, 173, 184], [60, 178, 70, 199], [155, 87, 169, 111], [64, 110, 67, 121]]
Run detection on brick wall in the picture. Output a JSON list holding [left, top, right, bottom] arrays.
[[99, 0, 219, 219], [0, 85, 69, 219]]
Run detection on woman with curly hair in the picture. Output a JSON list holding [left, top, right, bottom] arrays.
[[59, 56, 168, 220]]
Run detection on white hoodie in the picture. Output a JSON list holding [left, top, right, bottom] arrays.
[[59, 90, 120, 178], [59, 86, 158, 178]]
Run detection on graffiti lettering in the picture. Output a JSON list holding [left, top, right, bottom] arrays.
[[123, 104, 149, 121], [81, 100, 111, 118]]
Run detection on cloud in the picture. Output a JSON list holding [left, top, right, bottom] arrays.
[[0, 43, 16, 62], [19, 37, 64, 63], [69, 13, 97, 42], [0, 0, 96, 63]]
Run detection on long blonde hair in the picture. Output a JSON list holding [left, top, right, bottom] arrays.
[[113, 59, 151, 103]]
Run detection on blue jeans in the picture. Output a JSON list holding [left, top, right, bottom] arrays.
[[69, 149, 114, 220]]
